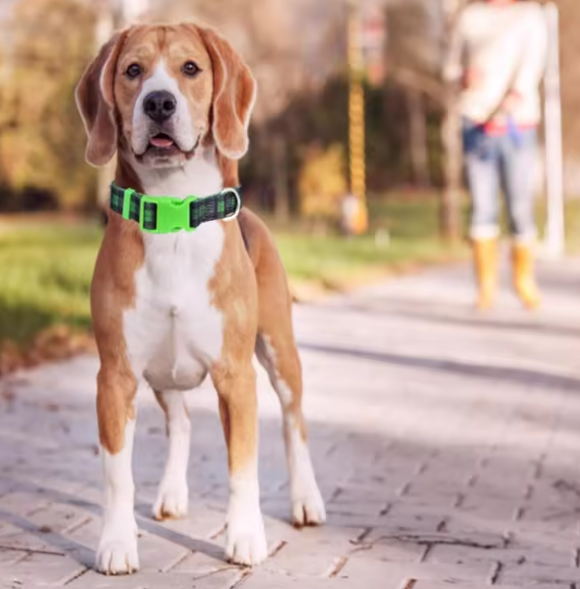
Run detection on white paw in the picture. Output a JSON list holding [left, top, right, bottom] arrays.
[[291, 483, 326, 527], [285, 424, 326, 527], [225, 507, 268, 566], [289, 450, 327, 527], [96, 532, 139, 575], [153, 478, 189, 520]]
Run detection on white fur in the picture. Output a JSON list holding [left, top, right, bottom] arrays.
[[96, 419, 139, 575], [285, 415, 326, 526], [123, 151, 225, 393], [153, 390, 190, 519], [225, 466, 268, 566], [258, 335, 293, 407], [255, 336, 326, 526], [121, 148, 267, 567], [131, 61, 201, 156]]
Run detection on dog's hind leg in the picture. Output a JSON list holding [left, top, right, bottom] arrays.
[[238, 208, 325, 526], [256, 331, 326, 527], [152, 390, 191, 520]]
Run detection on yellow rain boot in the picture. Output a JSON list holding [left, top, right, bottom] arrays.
[[512, 243, 541, 309], [472, 238, 497, 310]]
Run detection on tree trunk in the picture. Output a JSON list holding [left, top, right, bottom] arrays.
[[439, 0, 467, 243], [272, 134, 290, 222], [94, 0, 115, 222], [407, 88, 430, 188], [440, 89, 462, 242]]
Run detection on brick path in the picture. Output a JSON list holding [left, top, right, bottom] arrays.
[[1, 257, 580, 588]]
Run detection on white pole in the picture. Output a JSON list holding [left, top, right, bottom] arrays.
[[95, 0, 149, 212], [95, 0, 115, 211], [543, 3, 565, 259]]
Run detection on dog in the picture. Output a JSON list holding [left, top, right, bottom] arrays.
[[75, 23, 326, 575]]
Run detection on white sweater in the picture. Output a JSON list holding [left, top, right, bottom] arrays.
[[444, 2, 548, 126]]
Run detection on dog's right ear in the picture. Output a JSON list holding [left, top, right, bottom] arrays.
[[75, 31, 127, 167]]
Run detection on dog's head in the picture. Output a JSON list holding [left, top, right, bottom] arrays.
[[75, 24, 257, 169]]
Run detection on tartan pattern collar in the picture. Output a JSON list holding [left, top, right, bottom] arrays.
[[109, 182, 242, 234]]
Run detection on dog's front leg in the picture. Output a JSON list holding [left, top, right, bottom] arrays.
[[95, 368, 139, 575], [212, 362, 267, 566]]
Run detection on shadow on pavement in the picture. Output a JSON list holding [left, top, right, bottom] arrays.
[[298, 341, 580, 391]]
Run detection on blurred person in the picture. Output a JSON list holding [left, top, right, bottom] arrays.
[[445, 0, 547, 310]]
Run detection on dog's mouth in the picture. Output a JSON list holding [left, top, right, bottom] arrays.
[[148, 132, 177, 151], [138, 132, 200, 161], [133, 130, 200, 165]]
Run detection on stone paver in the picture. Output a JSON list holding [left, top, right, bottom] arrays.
[[1, 256, 580, 588]]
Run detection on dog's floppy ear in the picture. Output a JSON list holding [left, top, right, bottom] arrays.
[[75, 31, 127, 167], [199, 27, 257, 160]]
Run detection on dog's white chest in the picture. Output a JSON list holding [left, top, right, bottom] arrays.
[[123, 223, 225, 391]]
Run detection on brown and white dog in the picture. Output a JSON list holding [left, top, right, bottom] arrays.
[[75, 23, 325, 575]]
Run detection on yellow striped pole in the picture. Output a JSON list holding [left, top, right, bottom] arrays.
[[347, 0, 368, 235]]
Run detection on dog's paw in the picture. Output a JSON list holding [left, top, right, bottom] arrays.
[[225, 507, 267, 566], [153, 478, 188, 520], [96, 533, 139, 575], [290, 458, 326, 527], [291, 488, 326, 527]]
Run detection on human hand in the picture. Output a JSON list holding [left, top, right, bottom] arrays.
[[462, 68, 481, 90], [501, 90, 522, 113]]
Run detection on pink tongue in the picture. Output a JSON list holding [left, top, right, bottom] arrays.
[[150, 136, 174, 148]]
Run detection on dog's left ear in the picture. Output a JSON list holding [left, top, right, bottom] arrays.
[[198, 27, 257, 160], [75, 31, 128, 167]]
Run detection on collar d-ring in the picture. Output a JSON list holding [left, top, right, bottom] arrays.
[[221, 187, 242, 222]]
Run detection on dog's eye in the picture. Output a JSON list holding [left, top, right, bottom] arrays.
[[125, 63, 142, 79], [182, 61, 200, 77]]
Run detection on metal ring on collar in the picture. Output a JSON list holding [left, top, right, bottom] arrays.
[[221, 187, 242, 222]]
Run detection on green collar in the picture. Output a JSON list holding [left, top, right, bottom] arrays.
[[109, 182, 242, 234]]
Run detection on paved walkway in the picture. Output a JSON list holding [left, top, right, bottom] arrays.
[[1, 257, 580, 588]]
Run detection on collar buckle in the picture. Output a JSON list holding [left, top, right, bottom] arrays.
[[139, 195, 197, 234]]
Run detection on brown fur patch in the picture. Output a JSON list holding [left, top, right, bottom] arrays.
[[238, 209, 308, 442], [75, 30, 130, 166], [197, 27, 257, 160], [91, 158, 145, 454]]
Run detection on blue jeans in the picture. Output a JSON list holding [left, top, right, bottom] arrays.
[[462, 119, 537, 242]]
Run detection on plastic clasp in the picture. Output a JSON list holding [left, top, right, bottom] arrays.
[[139, 196, 197, 234]]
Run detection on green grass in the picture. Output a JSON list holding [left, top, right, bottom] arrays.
[[274, 197, 467, 285], [0, 223, 100, 345], [0, 197, 465, 347], [7, 193, 579, 349]]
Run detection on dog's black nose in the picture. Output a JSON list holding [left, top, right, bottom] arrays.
[[143, 91, 177, 122]]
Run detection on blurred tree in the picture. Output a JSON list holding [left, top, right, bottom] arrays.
[[1, 0, 96, 210], [0, 0, 460, 216], [386, 1, 438, 188], [439, 0, 468, 243], [0, 49, 21, 199], [384, 0, 465, 240]]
